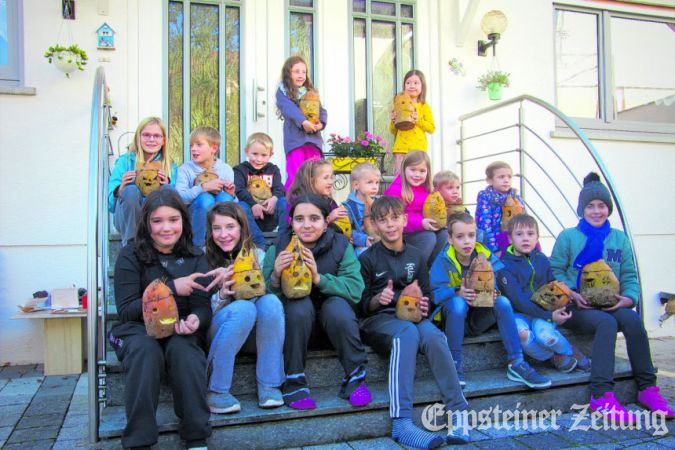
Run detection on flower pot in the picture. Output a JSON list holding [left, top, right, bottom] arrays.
[[329, 157, 377, 173], [53, 51, 81, 75], [487, 82, 503, 101]]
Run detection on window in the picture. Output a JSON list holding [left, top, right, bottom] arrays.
[[288, 0, 316, 78], [554, 6, 675, 136], [0, 0, 24, 87], [167, 0, 241, 166], [352, 1, 415, 145]]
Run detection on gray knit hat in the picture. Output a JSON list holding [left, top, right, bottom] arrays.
[[577, 172, 613, 217]]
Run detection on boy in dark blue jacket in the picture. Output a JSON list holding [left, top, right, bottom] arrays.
[[498, 215, 589, 373]]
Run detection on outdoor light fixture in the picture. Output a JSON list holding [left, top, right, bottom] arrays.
[[477, 10, 507, 57]]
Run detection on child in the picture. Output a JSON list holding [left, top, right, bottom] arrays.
[[233, 132, 287, 249], [342, 162, 381, 256], [286, 158, 347, 225], [203, 202, 284, 413], [384, 150, 447, 266], [498, 214, 589, 373], [109, 188, 211, 449], [550, 172, 674, 422], [359, 196, 469, 449], [430, 213, 551, 389], [433, 170, 468, 218], [263, 193, 371, 410], [389, 69, 435, 174], [475, 161, 525, 255], [175, 126, 237, 247], [276, 55, 327, 190], [108, 117, 177, 246]]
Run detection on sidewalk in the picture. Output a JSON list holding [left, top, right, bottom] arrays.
[[0, 337, 673, 449]]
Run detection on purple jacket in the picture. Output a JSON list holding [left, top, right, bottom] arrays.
[[276, 87, 327, 155]]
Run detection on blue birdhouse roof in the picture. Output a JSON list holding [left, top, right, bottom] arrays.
[[96, 23, 115, 34]]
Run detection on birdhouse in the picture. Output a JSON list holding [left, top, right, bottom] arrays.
[[96, 23, 116, 50]]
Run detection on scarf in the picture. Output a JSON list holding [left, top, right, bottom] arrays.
[[278, 83, 307, 100], [573, 218, 611, 289]]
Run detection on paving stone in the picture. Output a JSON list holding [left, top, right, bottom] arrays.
[[0, 365, 42, 380], [0, 377, 41, 396], [0, 393, 34, 406], [6, 425, 60, 443], [41, 375, 79, 388], [594, 422, 659, 442], [348, 437, 402, 449], [16, 413, 64, 429], [1, 438, 55, 450], [552, 429, 615, 446], [0, 404, 26, 427], [52, 439, 92, 449], [514, 432, 575, 449], [302, 443, 352, 449], [0, 425, 12, 440], [622, 441, 670, 449], [58, 424, 88, 441], [62, 412, 89, 428], [474, 437, 532, 449], [24, 398, 69, 416], [476, 422, 531, 439], [0, 379, 8, 390]]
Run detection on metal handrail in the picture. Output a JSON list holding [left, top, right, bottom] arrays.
[[458, 94, 643, 311], [87, 66, 112, 443]]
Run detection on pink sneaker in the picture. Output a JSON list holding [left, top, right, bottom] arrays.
[[637, 386, 675, 419], [349, 382, 373, 407], [589, 392, 636, 424]]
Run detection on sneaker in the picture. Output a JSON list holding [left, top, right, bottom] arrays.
[[258, 385, 284, 409], [507, 361, 552, 389], [551, 354, 578, 373], [447, 412, 471, 445], [454, 359, 466, 388], [348, 382, 373, 407], [572, 346, 591, 372], [637, 386, 675, 419], [590, 392, 636, 424], [207, 391, 241, 414]]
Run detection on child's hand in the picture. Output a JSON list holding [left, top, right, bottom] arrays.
[[552, 307, 572, 325], [223, 181, 236, 197], [422, 218, 439, 231], [262, 196, 278, 214], [458, 279, 476, 305], [302, 120, 316, 133], [252, 204, 265, 220], [273, 250, 294, 278], [173, 273, 208, 296], [570, 291, 591, 309], [201, 178, 224, 194], [378, 279, 395, 306], [300, 247, 320, 285], [419, 296, 430, 318], [411, 109, 418, 122], [175, 314, 200, 335], [158, 170, 169, 185], [119, 170, 137, 191], [390, 109, 397, 122], [314, 122, 323, 132], [366, 236, 375, 247], [327, 206, 348, 223], [603, 295, 634, 312], [204, 265, 234, 291]]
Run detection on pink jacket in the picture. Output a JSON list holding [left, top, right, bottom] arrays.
[[384, 175, 430, 233]]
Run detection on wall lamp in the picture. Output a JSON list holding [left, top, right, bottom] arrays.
[[477, 10, 507, 57]]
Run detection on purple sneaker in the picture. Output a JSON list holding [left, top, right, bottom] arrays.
[[637, 386, 675, 419], [349, 382, 373, 407], [288, 396, 317, 410]]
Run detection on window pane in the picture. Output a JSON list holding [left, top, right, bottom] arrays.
[[401, 23, 413, 76], [401, 4, 413, 18], [372, 1, 395, 16], [290, 12, 314, 79], [224, 6, 241, 166], [372, 21, 396, 142], [353, 19, 367, 135], [290, 0, 313, 7], [190, 3, 219, 136], [353, 0, 366, 13], [554, 10, 599, 119], [0, 1, 8, 65], [168, 2, 184, 165], [611, 17, 675, 124]]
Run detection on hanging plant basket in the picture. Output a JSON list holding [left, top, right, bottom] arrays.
[[44, 44, 88, 78], [487, 82, 503, 101], [477, 70, 510, 101]]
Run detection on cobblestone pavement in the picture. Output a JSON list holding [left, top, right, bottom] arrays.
[[0, 337, 672, 449]]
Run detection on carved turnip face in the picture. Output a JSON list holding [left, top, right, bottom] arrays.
[[194, 170, 219, 187], [396, 280, 423, 323], [423, 191, 447, 228], [466, 253, 494, 307], [501, 195, 525, 231], [393, 92, 415, 130], [362, 196, 380, 241], [281, 235, 313, 299], [299, 90, 321, 124], [231, 247, 266, 299], [142, 279, 178, 339], [247, 176, 272, 204], [135, 161, 162, 197], [666, 298, 675, 315], [531, 281, 572, 311], [580, 259, 620, 307]]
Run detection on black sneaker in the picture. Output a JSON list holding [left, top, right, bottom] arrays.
[[454, 359, 466, 388], [507, 361, 552, 389]]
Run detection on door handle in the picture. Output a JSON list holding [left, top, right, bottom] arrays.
[[253, 79, 266, 120]]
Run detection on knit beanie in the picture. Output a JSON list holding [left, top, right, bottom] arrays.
[[577, 172, 613, 217]]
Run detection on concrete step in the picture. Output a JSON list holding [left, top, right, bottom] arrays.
[[99, 357, 636, 448]]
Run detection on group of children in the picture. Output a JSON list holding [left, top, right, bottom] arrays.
[[107, 55, 673, 450]]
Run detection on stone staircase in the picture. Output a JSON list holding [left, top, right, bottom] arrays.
[[100, 236, 637, 449]]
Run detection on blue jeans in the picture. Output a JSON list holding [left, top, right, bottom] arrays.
[[514, 313, 573, 361], [114, 184, 175, 246], [239, 197, 287, 250], [441, 295, 522, 366], [189, 191, 235, 247], [404, 229, 448, 267], [207, 295, 285, 393]]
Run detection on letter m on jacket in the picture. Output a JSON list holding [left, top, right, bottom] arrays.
[[606, 249, 622, 263]]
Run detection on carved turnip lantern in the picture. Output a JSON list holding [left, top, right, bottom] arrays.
[[396, 280, 423, 323], [580, 260, 620, 308], [142, 279, 178, 339], [393, 92, 416, 130], [423, 191, 447, 228], [232, 247, 266, 299], [531, 281, 572, 311], [247, 175, 272, 204], [281, 235, 313, 299], [135, 161, 162, 196], [333, 216, 353, 240], [194, 169, 219, 187], [466, 253, 494, 307], [299, 90, 321, 124], [500, 195, 525, 232]]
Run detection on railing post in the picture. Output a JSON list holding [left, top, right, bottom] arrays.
[[518, 100, 525, 198], [459, 118, 465, 196]]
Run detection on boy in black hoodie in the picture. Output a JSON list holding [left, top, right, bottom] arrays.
[[233, 133, 286, 248], [358, 196, 468, 449]]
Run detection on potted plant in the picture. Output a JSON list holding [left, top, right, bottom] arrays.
[[477, 70, 510, 101], [44, 44, 88, 78], [327, 131, 387, 172]]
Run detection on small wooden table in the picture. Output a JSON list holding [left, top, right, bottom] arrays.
[[12, 309, 87, 375]]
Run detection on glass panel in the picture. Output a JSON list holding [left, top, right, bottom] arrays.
[[353, 19, 367, 135], [353, 0, 366, 13], [224, 6, 241, 165], [290, 0, 313, 7], [372, 1, 395, 16], [0, 0, 8, 65], [290, 12, 314, 78], [401, 23, 413, 76], [168, 2, 184, 165], [611, 17, 675, 124], [190, 3, 220, 138], [371, 21, 396, 145], [554, 10, 600, 119], [401, 4, 413, 18]]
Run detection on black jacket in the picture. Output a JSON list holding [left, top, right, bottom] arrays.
[[233, 161, 285, 207]]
